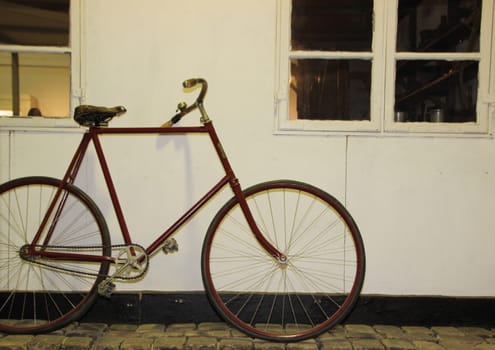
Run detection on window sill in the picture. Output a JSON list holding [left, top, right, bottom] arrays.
[[0, 116, 82, 132], [274, 119, 494, 138]]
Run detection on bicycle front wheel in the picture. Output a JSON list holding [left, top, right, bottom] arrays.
[[0, 177, 111, 334], [202, 180, 365, 342]]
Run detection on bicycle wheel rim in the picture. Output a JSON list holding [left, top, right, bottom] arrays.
[[0, 177, 110, 333], [202, 180, 365, 342]]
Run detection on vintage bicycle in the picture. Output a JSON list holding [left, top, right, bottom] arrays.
[[0, 79, 365, 342]]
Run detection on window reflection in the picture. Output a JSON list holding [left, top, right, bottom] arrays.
[[0, 0, 71, 118], [0, 52, 70, 117], [395, 60, 478, 122], [291, 0, 373, 51], [0, 0, 69, 46], [0, 53, 12, 116], [397, 0, 481, 53], [290, 59, 371, 121], [290, 0, 373, 122], [394, 0, 481, 123]]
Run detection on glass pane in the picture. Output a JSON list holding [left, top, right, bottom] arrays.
[[291, 0, 373, 51], [290, 59, 371, 121], [397, 0, 481, 52], [395, 60, 478, 122], [0, 53, 12, 116], [0, 52, 70, 117], [0, 0, 70, 46]]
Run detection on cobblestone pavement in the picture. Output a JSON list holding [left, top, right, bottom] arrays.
[[1, 323, 495, 350]]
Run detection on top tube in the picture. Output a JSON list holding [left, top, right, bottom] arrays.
[[91, 125, 209, 135]]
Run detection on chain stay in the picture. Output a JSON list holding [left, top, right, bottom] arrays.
[[22, 243, 149, 281]]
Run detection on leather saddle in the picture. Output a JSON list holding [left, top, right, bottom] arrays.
[[74, 105, 126, 127]]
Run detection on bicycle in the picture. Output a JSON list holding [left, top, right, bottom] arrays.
[[0, 78, 365, 342]]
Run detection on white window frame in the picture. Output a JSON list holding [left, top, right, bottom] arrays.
[[275, 0, 495, 136], [0, 0, 83, 129]]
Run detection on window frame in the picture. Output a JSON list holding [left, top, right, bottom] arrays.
[[0, 0, 83, 128], [275, 0, 495, 136]]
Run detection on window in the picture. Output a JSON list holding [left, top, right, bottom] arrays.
[[0, 52, 70, 117], [0, 0, 80, 119], [290, 0, 373, 122], [275, 0, 495, 135]]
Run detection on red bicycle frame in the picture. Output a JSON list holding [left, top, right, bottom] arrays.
[[29, 120, 284, 264]]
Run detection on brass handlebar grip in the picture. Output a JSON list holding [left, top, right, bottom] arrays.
[[183, 78, 208, 103], [183, 78, 205, 89]]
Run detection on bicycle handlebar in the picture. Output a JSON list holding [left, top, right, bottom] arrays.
[[161, 78, 209, 127]]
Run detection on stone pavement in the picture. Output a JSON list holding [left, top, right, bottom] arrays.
[[1, 323, 495, 350]]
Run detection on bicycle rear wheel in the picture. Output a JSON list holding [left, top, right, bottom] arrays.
[[0, 176, 111, 334], [202, 180, 365, 342]]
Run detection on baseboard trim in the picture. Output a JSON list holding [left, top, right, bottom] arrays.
[[81, 293, 495, 327]]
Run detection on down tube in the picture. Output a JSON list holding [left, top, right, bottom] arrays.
[[145, 175, 231, 256]]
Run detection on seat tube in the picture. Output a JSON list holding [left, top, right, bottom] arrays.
[[92, 131, 133, 244], [205, 121, 285, 261]]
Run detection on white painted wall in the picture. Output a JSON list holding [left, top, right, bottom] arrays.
[[1, 0, 495, 297]]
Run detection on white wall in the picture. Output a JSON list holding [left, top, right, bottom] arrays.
[[1, 0, 495, 297]]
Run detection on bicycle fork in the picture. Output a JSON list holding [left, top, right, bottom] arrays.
[[204, 121, 287, 263]]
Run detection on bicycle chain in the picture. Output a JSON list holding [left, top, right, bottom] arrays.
[[21, 243, 149, 281]]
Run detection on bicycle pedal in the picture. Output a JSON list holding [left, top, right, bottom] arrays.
[[162, 238, 179, 254], [98, 279, 116, 298]]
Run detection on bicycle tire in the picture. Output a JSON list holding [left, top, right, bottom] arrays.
[[0, 176, 111, 334], [201, 180, 365, 342]]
